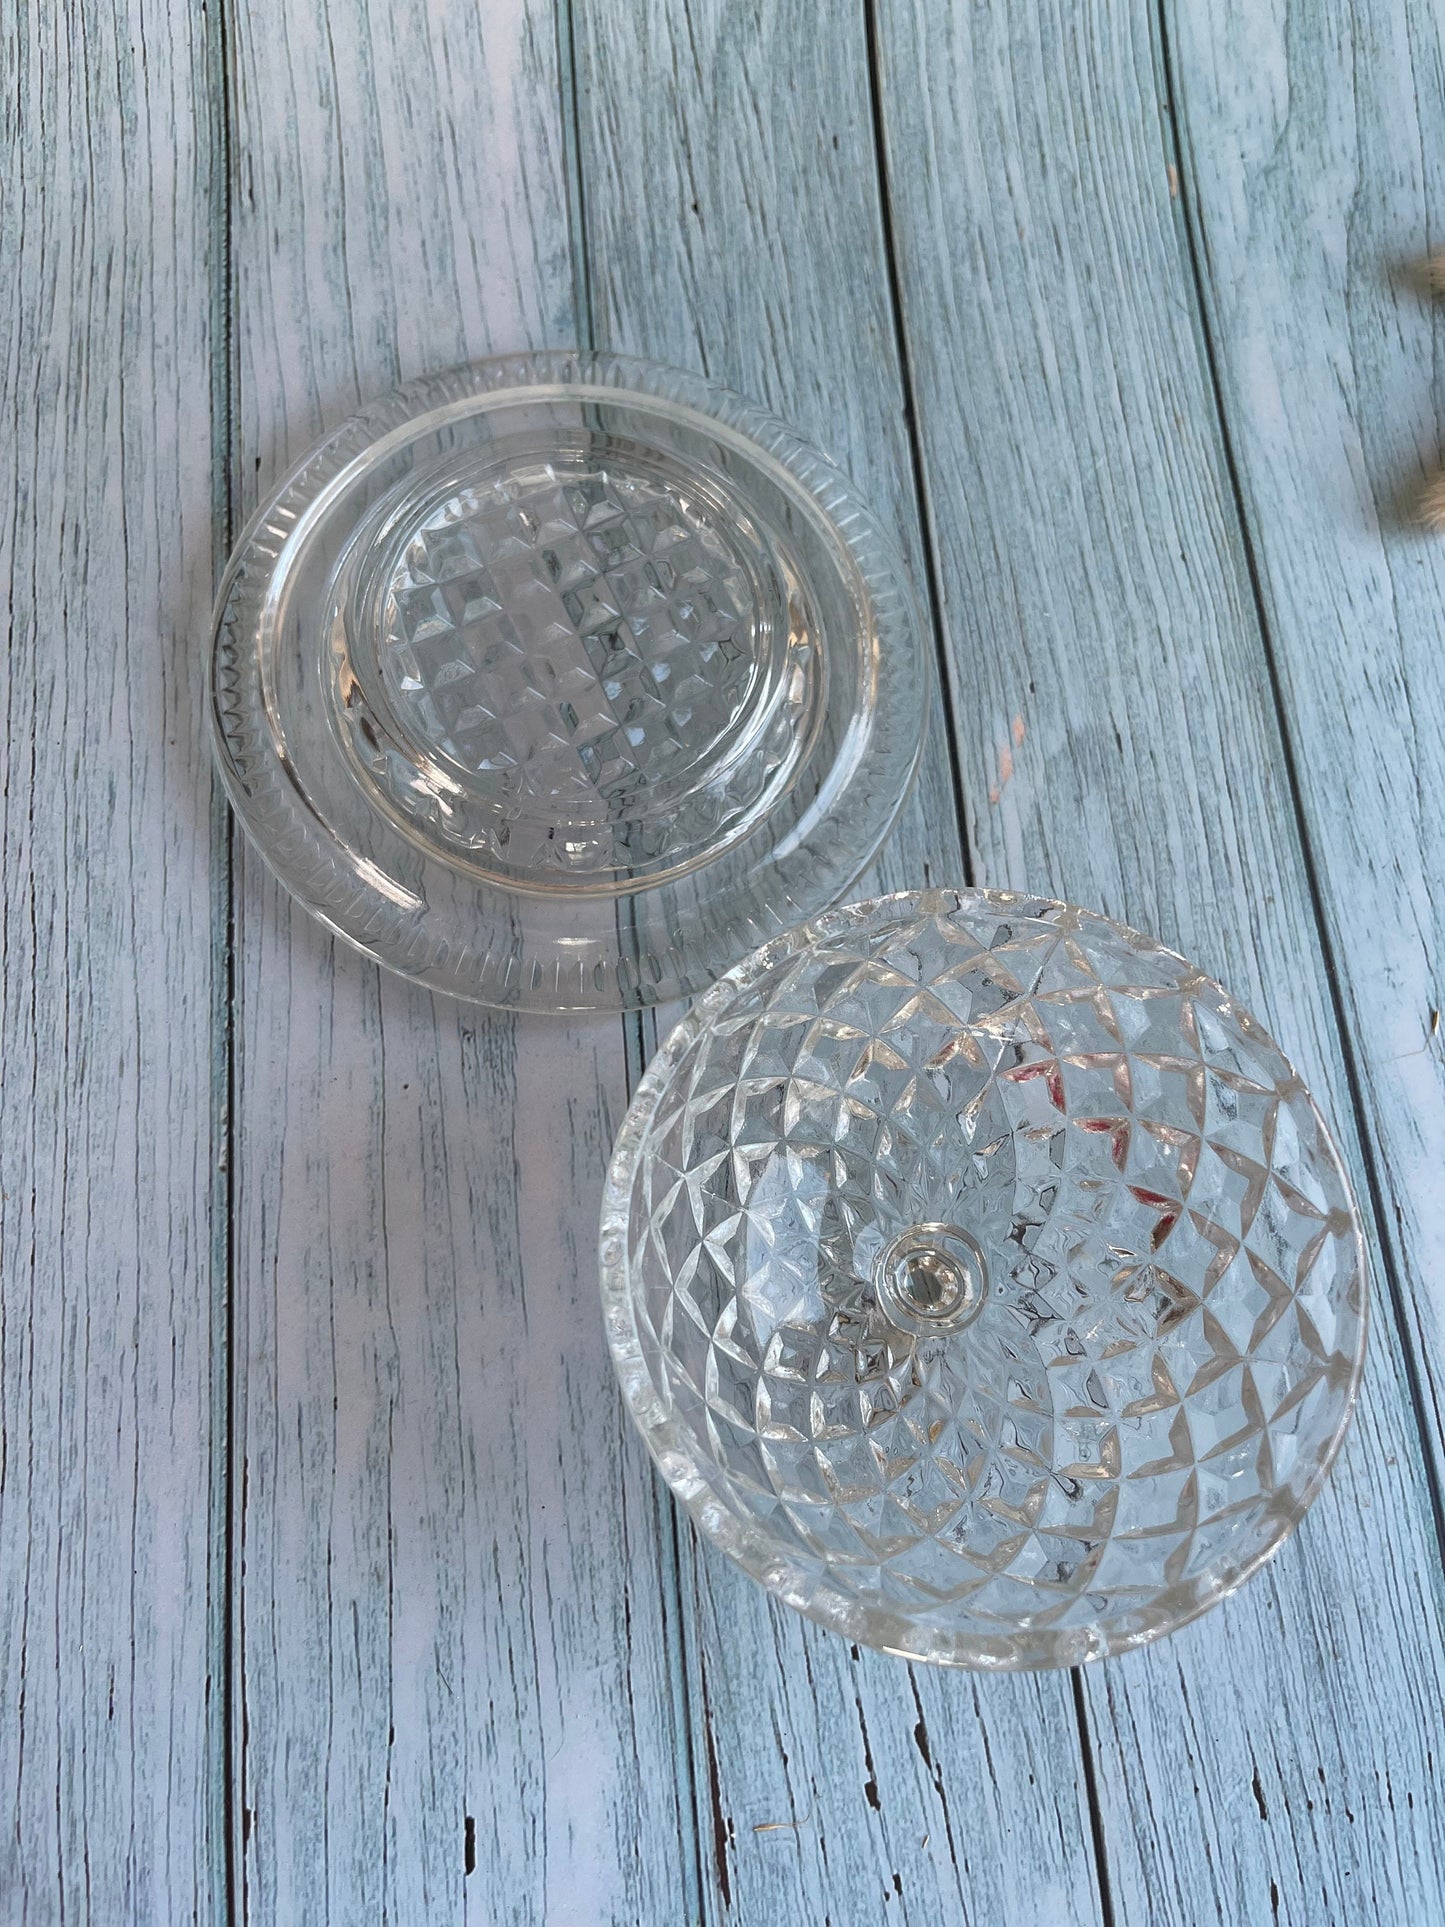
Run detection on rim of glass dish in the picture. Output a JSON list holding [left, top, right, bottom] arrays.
[[599, 886, 1370, 1671], [208, 351, 931, 1012]]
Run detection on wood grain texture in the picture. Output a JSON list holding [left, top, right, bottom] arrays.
[[874, 1, 1445, 1921], [1165, 0, 1445, 1476], [1, 0, 224, 1920], [574, 4, 1106, 1923], [14, 0, 1445, 1920], [225, 1, 697, 1920]]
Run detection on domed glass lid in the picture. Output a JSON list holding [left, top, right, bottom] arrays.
[[209, 353, 929, 1011], [601, 891, 1366, 1668]]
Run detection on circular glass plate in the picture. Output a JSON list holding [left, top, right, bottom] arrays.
[[209, 353, 930, 1010], [601, 890, 1367, 1669]]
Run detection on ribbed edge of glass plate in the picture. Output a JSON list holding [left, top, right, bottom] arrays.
[[208, 352, 931, 1011], [599, 887, 1370, 1670]]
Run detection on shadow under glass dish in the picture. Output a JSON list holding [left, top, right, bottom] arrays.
[[600, 889, 1367, 1669], [209, 353, 929, 1011]]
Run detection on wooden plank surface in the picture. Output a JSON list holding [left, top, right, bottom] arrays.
[[9, 0, 1445, 1920], [873, 2, 1445, 1922], [575, 3, 1109, 1921], [1165, 0, 1445, 1470], [0, 0, 224, 1920], [224, 2, 697, 1921]]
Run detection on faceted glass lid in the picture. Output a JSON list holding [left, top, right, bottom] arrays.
[[601, 890, 1367, 1668], [209, 353, 930, 1010]]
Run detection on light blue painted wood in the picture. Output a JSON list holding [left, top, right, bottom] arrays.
[[873, 1, 1445, 1922], [223, 2, 698, 1921], [1, 1, 225, 1919], [11, 0, 1445, 1920], [573, 2, 1108, 1920], [1121, 0, 1445, 1904], [1165, 0, 1445, 1478]]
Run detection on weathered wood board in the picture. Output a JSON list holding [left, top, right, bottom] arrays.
[[873, 2, 1445, 1920], [6, 0, 1445, 1920], [223, 1, 698, 1921], [2, 1, 225, 1920]]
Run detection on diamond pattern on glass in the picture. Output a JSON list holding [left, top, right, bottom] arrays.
[[603, 891, 1364, 1666], [214, 352, 930, 1009], [331, 448, 822, 883], [381, 461, 759, 802]]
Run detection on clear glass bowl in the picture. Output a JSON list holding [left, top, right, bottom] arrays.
[[209, 353, 929, 1011], [601, 890, 1367, 1668]]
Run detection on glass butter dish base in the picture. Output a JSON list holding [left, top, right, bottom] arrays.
[[209, 353, 930, 1011]]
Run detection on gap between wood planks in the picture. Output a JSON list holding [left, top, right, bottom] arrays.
[[207, 0, 243, 1919]]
